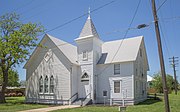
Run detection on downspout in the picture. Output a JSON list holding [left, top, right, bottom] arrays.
[[69, 64, 73, 105]]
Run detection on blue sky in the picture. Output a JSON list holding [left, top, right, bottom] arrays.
[[1, 0, 180, 81]]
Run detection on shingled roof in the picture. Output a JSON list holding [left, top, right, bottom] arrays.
[[98, 36, 144, 64], [75, 14, 99, 40]]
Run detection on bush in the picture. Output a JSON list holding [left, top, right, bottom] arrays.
[[17, 93, 23, 96]]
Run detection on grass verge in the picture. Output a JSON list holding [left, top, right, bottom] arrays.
[[0, 97, 49, 112]]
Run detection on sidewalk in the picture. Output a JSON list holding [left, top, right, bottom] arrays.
[[18, 105, 81, 112]]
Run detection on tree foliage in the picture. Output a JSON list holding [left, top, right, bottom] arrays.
[[0, 69, 20, 87], [152, 72, 178, 93], [0, 13, 44, 103]]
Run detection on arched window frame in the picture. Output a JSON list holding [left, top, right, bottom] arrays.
[[44, 76, 49, 93], [50, 75, 54, 93], [81, 71, 89, 81], [39, 76, 43, 93]]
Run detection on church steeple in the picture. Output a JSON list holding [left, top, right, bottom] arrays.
[[76, 8, 99, 40], [88, 7, 91, 19]]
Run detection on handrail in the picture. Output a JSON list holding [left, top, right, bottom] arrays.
[[84, 92, 91, 99], [80, 93, 91, 106], [69, 92, 78, 100]]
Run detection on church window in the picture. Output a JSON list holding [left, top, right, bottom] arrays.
[[140, 48, 142, 57], [103, 91, 107, 97], [136, 81, 138, 94], [114, 64, 120, 75], [39, 76, 43, 93], [114, 81, 120, 93], [82, 51, 88, 60], [44, 49, 52, 62], [81, 72, 89, 81], [50, 76, 54, 93], [44, 76, 48, 93]]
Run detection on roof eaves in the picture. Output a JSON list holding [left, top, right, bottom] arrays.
[[23, 34, 49, 69]]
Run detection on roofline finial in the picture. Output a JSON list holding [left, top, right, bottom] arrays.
[[88, 7, 91, 19]]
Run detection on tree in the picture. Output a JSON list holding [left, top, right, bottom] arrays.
[[0, 69, 20, 87], [19, 80, 26, 87], [152, 72, 177, 93], [0, 13, 44, 103]]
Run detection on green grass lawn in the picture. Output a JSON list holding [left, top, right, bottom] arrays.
[[0, 93, 179, 112], [53, 92, 180, 112], [0, 97, 49, 112]]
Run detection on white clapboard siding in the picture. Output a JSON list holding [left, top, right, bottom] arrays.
[[26, 36, 72, 103], [96, 62, 134, 103]]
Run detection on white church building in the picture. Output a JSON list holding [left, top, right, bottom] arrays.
[[24, 14, 149, 105]]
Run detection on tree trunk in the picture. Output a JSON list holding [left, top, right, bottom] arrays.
[[0, 91, 5, 103], [0, 69, 8, 103]]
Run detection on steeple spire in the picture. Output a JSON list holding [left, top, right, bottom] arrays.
[[88, 7, 91, 19], [75, 8, 99, 40]]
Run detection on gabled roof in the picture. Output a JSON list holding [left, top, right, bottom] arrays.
[[47, 34, 77, 64], [24, 34, 77, 68], [75, 15, 99, 40], [98, 36, 143, 64]]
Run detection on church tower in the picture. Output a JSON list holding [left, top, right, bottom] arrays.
[[75, 11, 102, 102]]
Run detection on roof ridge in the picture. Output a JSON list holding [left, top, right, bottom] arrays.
[[103, 36, 143, 44], [46, 34, 76, 47]]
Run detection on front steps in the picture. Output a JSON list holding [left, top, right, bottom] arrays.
[[72, 98, 92, 106]]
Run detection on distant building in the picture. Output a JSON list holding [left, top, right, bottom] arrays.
[[24, 14, 149, 105], [147, 75, 153, 88]]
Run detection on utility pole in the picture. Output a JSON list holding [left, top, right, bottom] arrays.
[[169, 56, 179, 95], [151, 0, 170, 112]]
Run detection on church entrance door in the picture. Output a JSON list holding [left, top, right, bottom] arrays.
[[79, 81, 90, 98]]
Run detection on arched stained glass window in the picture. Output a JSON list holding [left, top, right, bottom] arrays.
[[50, 76, 54, 93], [39, 76, 43, 93], [44, 76, 48, 93]]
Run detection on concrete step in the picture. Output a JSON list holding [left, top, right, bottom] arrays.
[[72, 98, 92, 106]]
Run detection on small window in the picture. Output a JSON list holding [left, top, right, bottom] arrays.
[[140, 48, 142, 57], [141, 82, 144, 95], [81, 72, 89, 81], [114, 81, 120, 93], [136, 81, 138, 94], [44, 49, 52, 62], [50, 76, 54, 93], [114, 64, 120, 75], [82, 51, 88, 60], [44, 76, 48, 93], [39, 76, 43, 93], [103, 91, 107, 97]]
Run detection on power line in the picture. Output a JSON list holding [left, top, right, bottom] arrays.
[[151, 0, 170, 111], [159, 22, 171, 57], [98, 0, 142, 76], [19, 0, 51, 16], [102, 21, 153, 36], [34, 20, 152, 55], [37, 0, 119, 37], [12, 0, 35, 12], [158, 8, 172, 58], [157, 2, 174, 58], [21, 8, 49, 21], [161, 16, 180, 23], [157, 0, 168, 12], [169, 0, 175, 56]]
